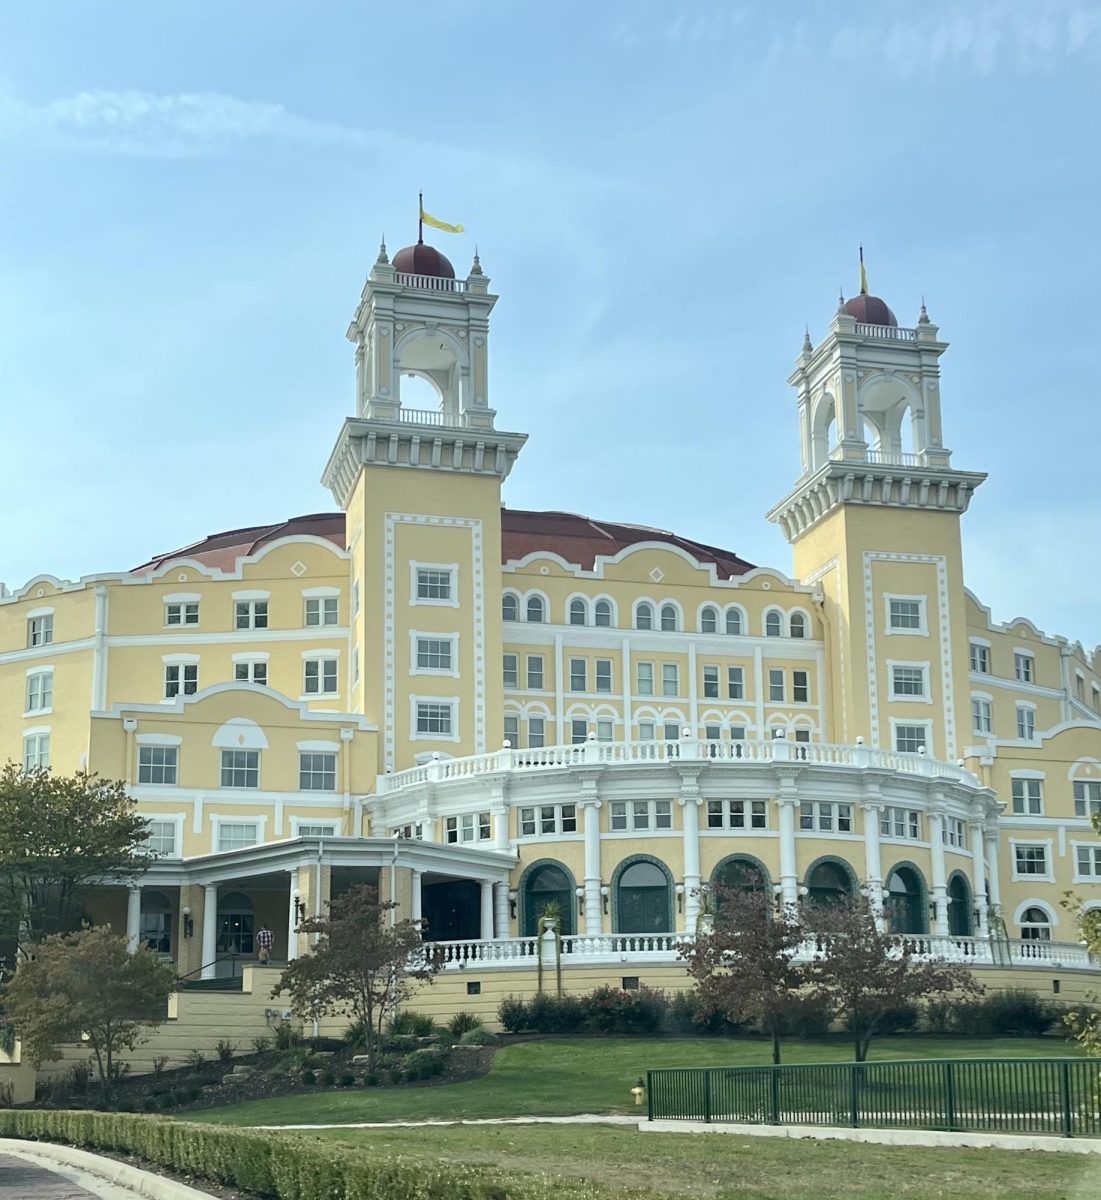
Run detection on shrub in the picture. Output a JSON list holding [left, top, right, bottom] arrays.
[[388, 1065, 403, 1085], [526, 993, 585, 1034], [320, 1071, 336, 1086], [68, 1061, 93, 1094], [773, 995, 831, 1038], [251, 1036, 272, 1054], [845, 1002, 919, 1036], [343, 1018, 370, 1048], [447, 1012, 483, 1038], [338, 1072, 356, 1087], [273, 1021, 298, 1051], [581, 986, 667, 1035], [949, 990, 1059, 1037], [663, 990, 741, 1036], [184, 1049, 205, 1069], [141, 1097, 158, 1112], [498, 995, 529, 1033], [364, 1072, 380, 1087], [459, 1027, 499, 1046], [151, 1056, 170, 1077], [403, 1049, 445, 1080], [390, 1011, 437, 1037], [299, 1069, 316, 1085], [215, 1039, 236, 1064]]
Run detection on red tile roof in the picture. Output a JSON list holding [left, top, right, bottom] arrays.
[[133, 510, 753, 578]]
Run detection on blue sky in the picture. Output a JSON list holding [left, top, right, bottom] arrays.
[[0, 1, 1098, 647]]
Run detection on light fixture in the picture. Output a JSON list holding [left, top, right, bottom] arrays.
[[181, 906, 193, 938], [600, 884, 610, 915], [575, 885, 585, 916], [293, 890, 306, 924], [674, 883, 684, 914], [508, 889, 518, 920]]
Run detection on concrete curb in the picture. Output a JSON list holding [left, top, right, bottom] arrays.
[[253, 1112, 640, 1130], [0, 1138, 217, 1198], [638, 1119, 1101, 1154]]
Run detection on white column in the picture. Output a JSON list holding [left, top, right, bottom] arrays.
[[984, 829, 1001, 909], [777, 798, 799, 909], [125, 886, 141, 954], [969, 820, 989, 936], [492, 806, 510, 851], [928, 810, 949, 936], [494, 881, 511, 939], [681, 796, 702, 932], [581, 799, 603, 936], [479, 881, 494, 940], [287, 870, 299, 961], [411, 870, 423, 925], [861, 802, 884, 926], [201, 885, 218, 979]]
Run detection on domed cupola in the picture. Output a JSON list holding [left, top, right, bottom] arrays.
[[392, 241, 455, 279], [842, 292, 897, 327]]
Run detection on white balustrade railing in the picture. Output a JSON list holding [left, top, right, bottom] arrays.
[[853, 323, 917, 342], [394, 272, 466, 293], [376, 738, 980, 795], [865, 450, 922, 467]]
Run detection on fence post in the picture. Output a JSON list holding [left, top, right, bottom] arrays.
[[770, 1066, 781, 1125], [944, 1061, 956, 1132], [646, 1070, 653, 1122], [704, 1069, 712, 1123], [1061, 1061, 1074, 1138], [849, 1064, 859, 1128]]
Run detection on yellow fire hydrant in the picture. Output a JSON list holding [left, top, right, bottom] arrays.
[[631, 1079, 646, 1106]]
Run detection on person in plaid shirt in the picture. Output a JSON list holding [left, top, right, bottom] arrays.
[[256, 924, 274, 964]]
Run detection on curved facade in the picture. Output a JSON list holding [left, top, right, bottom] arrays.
[[1, 237, 1099, 987]]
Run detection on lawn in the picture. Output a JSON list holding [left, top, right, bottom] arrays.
[[189, 1035, 1080, 1127], [301, 1122, 1101, 1200]]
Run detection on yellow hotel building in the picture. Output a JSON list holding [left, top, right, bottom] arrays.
[[2, 236, 1100, 1005]]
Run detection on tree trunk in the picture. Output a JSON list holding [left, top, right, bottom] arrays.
[[771, 1026, 782, 1065]]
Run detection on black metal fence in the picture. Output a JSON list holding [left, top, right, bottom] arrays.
[[647, 1058, 1101, 1138]]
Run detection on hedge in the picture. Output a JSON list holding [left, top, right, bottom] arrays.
[[0, 1110, 657, 1200]]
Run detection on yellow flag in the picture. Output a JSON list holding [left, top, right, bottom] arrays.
[[420, 207, 464, 234], [859, 247, 869, 295]]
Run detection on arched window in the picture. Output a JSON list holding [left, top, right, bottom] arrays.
[[712, 856, 770, 905], [521, 861, 575, 937], [805, 861, 854, 907], [1019, 907, 1052, 942], [615, 859, 672, 934], [765, 611, 783, 638], [594, 600, 613, 628], [885, 866, 927, 935], [568, 598, 588, 626], [502, 593, 519, 622], [140, 890, 172, 955], [526, 595, 545, 623], [700, 606, 718, 634], [660, 604, 678, 632], [635, 602, 654, 631], [217, 891, 254, 955], [789, 612, 807, 639], [947, 874, 973, 937], [724, 607, 743, 636]]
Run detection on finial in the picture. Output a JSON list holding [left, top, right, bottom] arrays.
[[837, 288, 845, 312], [470, 243, 483, 275], [376, 236, 389, 265], [918, 294, 930, 324], [802, 326, 813, 352]]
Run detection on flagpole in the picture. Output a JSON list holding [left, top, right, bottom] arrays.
[[418, 192, 423, 245]]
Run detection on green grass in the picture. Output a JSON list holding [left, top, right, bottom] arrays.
[[188, 1035, 1080, 1127], [299, 1122, 1101, 1200]]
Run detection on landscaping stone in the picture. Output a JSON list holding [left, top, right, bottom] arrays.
[[231, 1065, 255, 1076]]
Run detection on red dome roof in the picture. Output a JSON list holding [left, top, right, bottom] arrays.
[[843, 293, 897, 327], [392, 242, 455, 278]]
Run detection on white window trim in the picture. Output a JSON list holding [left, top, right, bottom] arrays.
[[162, 592, 201, 603], [162, 653, 201, 665], [970, 691, 994, 734], [140, 812, 186, 858], [135, 733, 183, 746], [25, 606, 55, 620], [884, 593, 929, 637], [290, 817, 339, 838], [301, 586, 341, 597], [409, 561, 460, 608], [210, 813, 268, 852], [889, 717, 933, 754], [231, 589, 272, 601], [886, 659, 932, 703], [1009, 837, 1055, 883], [22, 725, 51, 768], [232, 651, 271, 663], [296, 739, 342, 753], [410, 694, 461, 743], [1012, 898, 1058, 928], [1071, 840, 1101, 883], [408, 630, 461, 678], [301, 650, 341, 700], [24, 664, 55, 717]]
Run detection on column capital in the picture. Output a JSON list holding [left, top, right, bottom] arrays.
[[577, 797, 603, 811], [859, 799, 885, 814], [676, 794, 703, 808], [775, 795, 800, 810]]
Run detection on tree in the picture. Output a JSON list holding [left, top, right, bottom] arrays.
[[1063, 813, 1101, 1055], [2, 925, 176, 1102], [679, 888, 812, 1064], [0, 764, 151, 956], [808, 897, 982, 1061], [273, 884, 440, 1067]]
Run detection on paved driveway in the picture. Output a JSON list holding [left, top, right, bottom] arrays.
[[0, 1150, 187, 1198]]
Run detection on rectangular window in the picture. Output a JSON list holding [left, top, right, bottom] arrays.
[[1011, 778, 1044, 816], [28, 614, 54, 647], [25, 671, 53, 713], [638, 721, 655, 741], [415, 567, 453, 601], [891, 665, 926, 697], [792, 670, 809, 704], [164, 663, 198, 699], [299, 752, 337, 791], [234, 660, 267, 686], [970, 642, 991, 674], [235, 600, 268, 630], [595, 659, 613, 694], [526, 655, 545, 690], [504, 714, 520, 747], [1076, 845, 1101, 878], [1014, 844, 1048, 876], [528, 717, 545, 748], [296, 823, 337, 837], [596, 718, 614, 742], [637, 662, 654, 696], [611, 800, 672, 831], [1074, 780, 1101, 819], [707, 799, 768, 829], [519, 804, 575, 837], [415, 702, 453, 737], [880, 807, 921, 840], [138, 745, 178, 786], [663, 722, 681, 742], [800, 801, 852, 833], [702, 665, 719, 699], [22, 733, 49, 771], [352, 580, 361, 616], [503, 654, 519, 688], [943, 818, 965, 848], [304, 596, 339, 626], [144, 819, 177, 856], [217, 821, 259, 852], [220, 749, 259, 789], [446, 812, 491, 843], [662, 663, 679, 697], [727, 666, 744, 699], [165, 602, 199, 626], [888, 598, 923, 631], [304, 658, 339, 695], [972, 697, 993, 734], [895, 724, 928, 754], [1014, 652, 1034, 683], [416, 638, 453, 672], [570, 718, 588, 744], [569, 658, 587, 692], [768, 669, 785, 702]]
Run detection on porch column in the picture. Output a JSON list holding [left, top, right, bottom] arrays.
[[479, 881, 494, 940], [777, 797, 799, 910], [680, 795, 702, 933], [286, 870, 299, 961], [411, 870, 423, 925], [969, 820, 989, 937], [125, 886, 141, 954], [860, 799, 884, 927], [928, 806, 949, 936], [580, 798, 603, 936], [984, 829, 1001, 910], [494, 881, 511, 938], [201, 884, 218, 979], [492, 805, 510, 851]]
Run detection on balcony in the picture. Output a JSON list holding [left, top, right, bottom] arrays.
[[853, 323, 918, 342], [394, 271, 467, 293]]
